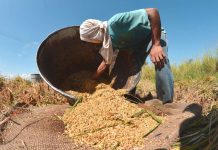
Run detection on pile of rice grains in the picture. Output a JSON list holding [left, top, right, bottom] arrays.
[[61, 71, 161, 149]]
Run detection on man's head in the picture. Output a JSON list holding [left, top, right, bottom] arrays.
[[80, 19, 114, 65], [80, 19, 106, 44]]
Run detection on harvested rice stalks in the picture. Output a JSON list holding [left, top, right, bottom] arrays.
[[62, 71, 162, 149], [172, 105, 218, 150]]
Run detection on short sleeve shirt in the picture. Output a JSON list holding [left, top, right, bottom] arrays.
[[107, 9, 151, 51]]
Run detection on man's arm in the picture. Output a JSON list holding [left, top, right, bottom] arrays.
[[92, 60, 109, 80], [146, 8, 166, 68]]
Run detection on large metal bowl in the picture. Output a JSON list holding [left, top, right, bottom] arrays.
[[36, 26, 146, 104]]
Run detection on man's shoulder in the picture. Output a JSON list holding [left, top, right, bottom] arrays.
[[108, 9, 146, 25]]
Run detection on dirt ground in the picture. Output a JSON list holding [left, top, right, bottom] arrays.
[[0, 100, 202, 150]]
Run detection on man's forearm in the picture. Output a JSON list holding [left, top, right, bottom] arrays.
[[92, 60, 108, 80], [97, 60, 108, 75], [146, 8, 161, 46], [146, 8, 166, 67]]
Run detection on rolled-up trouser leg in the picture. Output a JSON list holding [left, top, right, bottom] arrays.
[[155, 32, 174, 103]]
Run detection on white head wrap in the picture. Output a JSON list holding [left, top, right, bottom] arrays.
[[80, 19, 113, 64]]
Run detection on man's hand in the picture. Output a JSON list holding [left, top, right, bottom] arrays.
[[92, 60, 108, 80], [149, 44, 166, 69], [146, 8, 166, 69]]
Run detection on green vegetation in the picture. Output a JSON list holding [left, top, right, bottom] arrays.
[[172, 51, 218, 81], [141, 50, 218, 82]]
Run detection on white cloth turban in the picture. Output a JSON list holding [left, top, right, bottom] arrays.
[[80, 19, 113, 64]]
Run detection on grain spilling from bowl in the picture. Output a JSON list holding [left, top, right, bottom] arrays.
[[62, 71, 160, 149]]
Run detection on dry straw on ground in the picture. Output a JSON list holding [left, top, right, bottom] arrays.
[[62, 71, 161, 150]]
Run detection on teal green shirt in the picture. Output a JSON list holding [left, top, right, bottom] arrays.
[[107, 9, 151, 51]]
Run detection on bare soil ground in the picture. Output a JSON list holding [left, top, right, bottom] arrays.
[[0, 101, 202, 150]]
